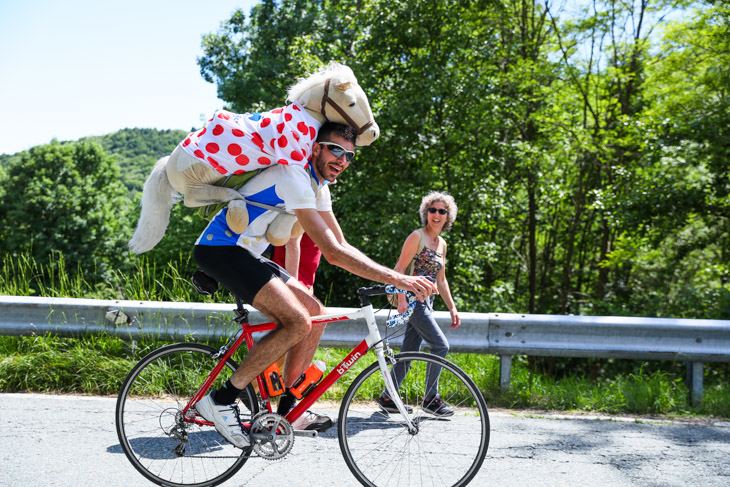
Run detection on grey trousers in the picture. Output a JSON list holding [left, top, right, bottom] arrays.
[[387, 298, 450, 400]]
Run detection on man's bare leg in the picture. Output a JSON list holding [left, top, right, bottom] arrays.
[[227, 277, 312, 390], [282, 280, 327, 385], [271, 280, 333, 430]]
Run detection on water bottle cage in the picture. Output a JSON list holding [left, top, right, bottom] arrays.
[[290, 362, 326, 399]]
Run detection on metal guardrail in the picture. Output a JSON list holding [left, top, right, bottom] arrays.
[[486, 312, 730, 405], [0, 296, 488, 351], [2, 296, 729, 404]]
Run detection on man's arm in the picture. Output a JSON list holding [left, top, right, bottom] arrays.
[[294, 208, 436, 298]]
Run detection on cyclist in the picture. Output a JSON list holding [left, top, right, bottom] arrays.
[[194, 122, 437, 447]]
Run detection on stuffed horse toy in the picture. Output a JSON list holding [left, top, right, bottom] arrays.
[[128, 63, 379, 254]]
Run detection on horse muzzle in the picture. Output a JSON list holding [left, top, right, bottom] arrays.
[[355, 121, 380, 147]]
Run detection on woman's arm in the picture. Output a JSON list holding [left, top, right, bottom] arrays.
[[395, 231, 422, 312]]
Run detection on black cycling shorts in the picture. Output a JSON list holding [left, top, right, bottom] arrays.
[[193, 245, 291, 305]]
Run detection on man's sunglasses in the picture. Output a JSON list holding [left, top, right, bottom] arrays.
[[319, 142, 355, 162], [428, 208, 448, 215]]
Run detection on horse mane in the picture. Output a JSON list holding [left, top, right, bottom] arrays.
[[287, 62, 357, 103]]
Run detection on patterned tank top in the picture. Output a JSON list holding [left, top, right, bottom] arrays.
[[412, 247, 443, 282]]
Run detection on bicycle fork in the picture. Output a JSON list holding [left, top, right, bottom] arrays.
[[363, 305, 418, 434]]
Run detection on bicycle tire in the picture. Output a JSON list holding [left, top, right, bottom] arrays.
[[115, 342, 258, 487], [338, 351, 490, 487]]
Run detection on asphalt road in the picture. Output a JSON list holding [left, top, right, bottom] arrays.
[[1, 393, 728, 487]]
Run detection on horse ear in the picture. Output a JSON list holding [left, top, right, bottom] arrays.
[[335, 81, 351, 91]]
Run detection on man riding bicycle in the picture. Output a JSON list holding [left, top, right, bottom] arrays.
[[194, 122, 437, 447]]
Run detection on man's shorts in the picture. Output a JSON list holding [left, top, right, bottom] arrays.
[[193, 245, 292, 305]]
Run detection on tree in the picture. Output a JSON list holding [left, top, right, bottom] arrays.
[[597, 0, 730, 318], [0, 140, 131, 280], [194, 0, 727, 319], [83, 128, 189, 196], [198, 0, 363, 112]]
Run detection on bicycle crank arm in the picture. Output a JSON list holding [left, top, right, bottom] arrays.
[[293, 430, 318, 438]]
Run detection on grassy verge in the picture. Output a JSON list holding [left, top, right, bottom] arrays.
[[2, 253, 728, 418], [1, 334, 728, 419]]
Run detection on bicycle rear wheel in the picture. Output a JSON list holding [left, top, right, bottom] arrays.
[[116, 342, 258, 487], [338, 351, 490, 487]]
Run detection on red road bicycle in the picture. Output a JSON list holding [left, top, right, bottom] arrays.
[[115, 285, 490, 487]]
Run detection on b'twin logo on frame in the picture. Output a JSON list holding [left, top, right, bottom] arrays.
[[337, 352, 361, 375]]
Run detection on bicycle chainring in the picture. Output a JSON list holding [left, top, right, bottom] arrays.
[[250, 413, 294, 460]]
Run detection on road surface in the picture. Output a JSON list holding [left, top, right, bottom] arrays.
[[1, 393, 728, 486]]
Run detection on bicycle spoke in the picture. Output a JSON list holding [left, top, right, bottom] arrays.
[[116, 343, 257, 487], [338, 352, 489, 487]]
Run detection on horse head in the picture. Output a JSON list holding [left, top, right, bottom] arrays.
[[288, 63, 380, 146]]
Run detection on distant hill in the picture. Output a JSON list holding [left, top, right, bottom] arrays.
[[81, 128, 189, 196], [0, 128, 189, 197]]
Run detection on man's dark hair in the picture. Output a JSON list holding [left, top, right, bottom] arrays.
[[317, 122, 356, 145]]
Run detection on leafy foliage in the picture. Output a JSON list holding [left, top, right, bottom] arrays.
[[0, 140, 131, 280], [0, 1, 727, 322], [192, 0, 728, 317]]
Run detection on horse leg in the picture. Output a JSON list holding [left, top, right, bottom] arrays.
[[165, 146, 242, 207], [182, 182, 242, 207]]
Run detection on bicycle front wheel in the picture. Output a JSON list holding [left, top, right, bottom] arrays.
[[338, 351, 490, 487], [115, 342, 259, 487]]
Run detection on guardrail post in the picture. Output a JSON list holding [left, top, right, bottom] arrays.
[[686, 361, 704, 406], [499, 355, 512, 391]]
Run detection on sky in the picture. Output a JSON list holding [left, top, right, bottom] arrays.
[[0, 0, 258, 155]]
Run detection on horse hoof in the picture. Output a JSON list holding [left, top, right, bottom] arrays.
[[290, 221, 304, 239], [226, 201, 249, 234], [266, 229, 290, 247]]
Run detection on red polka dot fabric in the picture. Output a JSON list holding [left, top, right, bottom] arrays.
[[181, 103, 322, 175]]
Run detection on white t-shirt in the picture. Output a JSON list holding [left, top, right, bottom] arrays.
[[196, 163, 332, 256]]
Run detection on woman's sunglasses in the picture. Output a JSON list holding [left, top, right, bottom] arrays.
[[319, 142, 355, 162], [428, 208, 448, 215]]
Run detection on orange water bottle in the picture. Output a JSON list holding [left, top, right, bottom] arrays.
[[290, 360, 326, 399], [262, 361, 285, 397]]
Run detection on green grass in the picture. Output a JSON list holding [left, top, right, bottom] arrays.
[[0, 251, 222, 302], [1, 252, 728, 419], [2, 334, 727, 419]]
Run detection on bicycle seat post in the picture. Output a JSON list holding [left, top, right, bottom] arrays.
[[234, 296, 249, 324]]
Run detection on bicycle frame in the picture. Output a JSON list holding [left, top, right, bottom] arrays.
[[182, 295, 417, 432]]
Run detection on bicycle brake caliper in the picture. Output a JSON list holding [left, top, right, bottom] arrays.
[[385, 344, 396, 365]]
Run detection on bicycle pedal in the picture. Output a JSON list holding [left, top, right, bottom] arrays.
[[293, 429, 318, 438]]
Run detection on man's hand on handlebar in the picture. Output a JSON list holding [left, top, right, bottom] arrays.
[[396, 275, 437, 303]]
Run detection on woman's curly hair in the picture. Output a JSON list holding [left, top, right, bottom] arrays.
[[419, 191, 458, 231]]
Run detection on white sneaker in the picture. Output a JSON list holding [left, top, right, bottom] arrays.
[[195, 392, 250, 448], [291, 410, 333, 432]]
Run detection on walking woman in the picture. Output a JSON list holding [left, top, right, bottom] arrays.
[[378, 191, 461, 416]]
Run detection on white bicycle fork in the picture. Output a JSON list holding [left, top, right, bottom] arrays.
[[362, 304, 418, 434]]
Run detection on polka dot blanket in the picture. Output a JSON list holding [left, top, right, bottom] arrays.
[[181, 102, 322, 175]]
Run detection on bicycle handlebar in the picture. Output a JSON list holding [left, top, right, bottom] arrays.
[[357, 285, 417, 328], [384, 286, 417, 327]]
